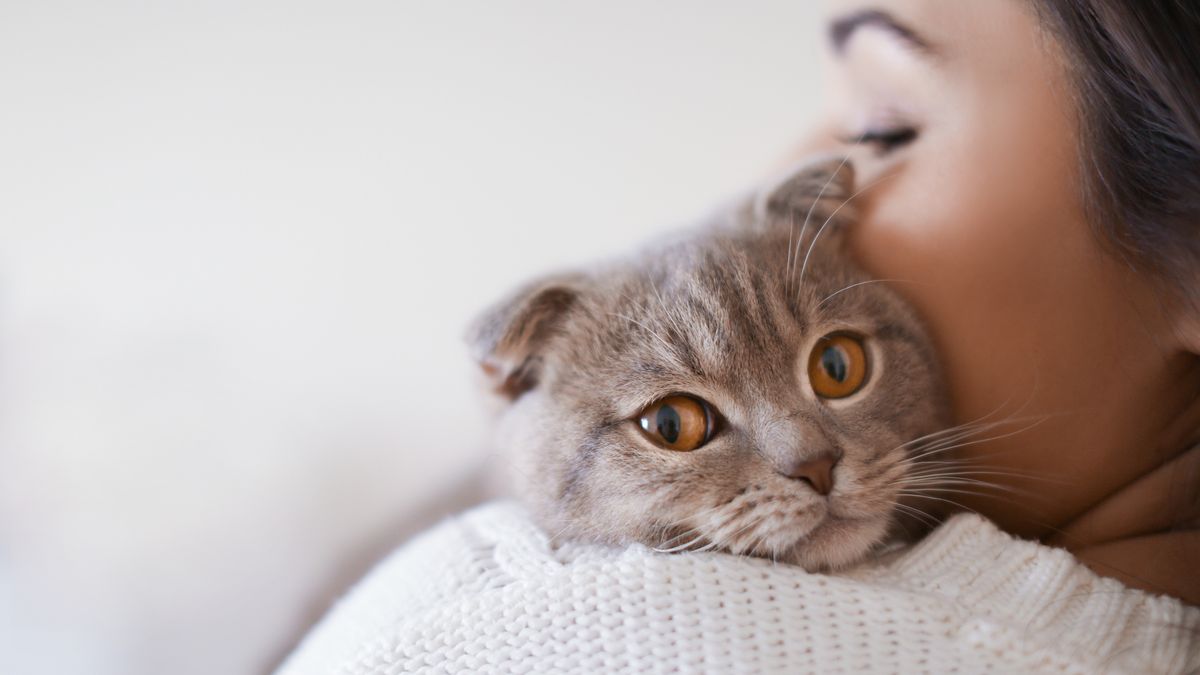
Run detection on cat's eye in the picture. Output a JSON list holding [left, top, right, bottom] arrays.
[[636, 395, 714, 452], [808, 334, 869, 399]]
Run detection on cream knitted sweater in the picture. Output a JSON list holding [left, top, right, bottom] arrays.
[[279, 502, 1199, 674]]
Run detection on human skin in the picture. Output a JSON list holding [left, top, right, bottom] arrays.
[[794, 0, 1200, 602]]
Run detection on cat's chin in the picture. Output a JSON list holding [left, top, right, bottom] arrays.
[[778, 514, 892, 571]]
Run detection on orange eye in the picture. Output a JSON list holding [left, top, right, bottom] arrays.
[[808, 334, 868, 399], [636, 395, 713, 451]]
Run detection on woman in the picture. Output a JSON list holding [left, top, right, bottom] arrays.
[[804, 0, 1198, 604], [279, 2, 1199, 672]]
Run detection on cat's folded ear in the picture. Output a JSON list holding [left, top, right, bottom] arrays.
[[467, 274, 585, 400], [754, 156, 857, 227]]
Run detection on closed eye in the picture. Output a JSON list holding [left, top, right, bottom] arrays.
[[843, 126, 918, 156]]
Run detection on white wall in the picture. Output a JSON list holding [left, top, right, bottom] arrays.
[[0, 2, 825, 673]]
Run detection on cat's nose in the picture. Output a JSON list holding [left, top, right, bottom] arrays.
[[779, 454, 838, 496]]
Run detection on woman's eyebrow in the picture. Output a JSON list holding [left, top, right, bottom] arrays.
[[828, 9, 938, 58]]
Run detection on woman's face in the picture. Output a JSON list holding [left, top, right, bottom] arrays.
[[803, 0, 1197, 538]]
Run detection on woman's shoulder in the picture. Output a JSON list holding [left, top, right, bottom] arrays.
[[277, 502, 1200, 675]]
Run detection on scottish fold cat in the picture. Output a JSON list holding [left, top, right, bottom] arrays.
[[469, 158, 950, 570]]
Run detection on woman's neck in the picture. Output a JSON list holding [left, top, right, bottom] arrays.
[[1047, 394, 1200, 604]]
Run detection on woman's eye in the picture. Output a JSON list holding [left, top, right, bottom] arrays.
[[636, 395, 714, 452], [808, 334, 869, 399], [848, 126, 918, 155]]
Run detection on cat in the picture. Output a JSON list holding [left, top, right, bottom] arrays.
[[468, 157, 950, 571]]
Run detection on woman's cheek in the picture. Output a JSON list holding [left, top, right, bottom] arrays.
[[846, 153, 1057, 411]]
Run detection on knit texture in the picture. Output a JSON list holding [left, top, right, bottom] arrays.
[[278, 502, 1200, 674]]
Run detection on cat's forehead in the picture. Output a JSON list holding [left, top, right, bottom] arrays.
[[586, 230, 881, 395], [619, 227, 858, 318]]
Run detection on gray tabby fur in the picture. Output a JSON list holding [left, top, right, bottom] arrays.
[[469, 158, 949, 570]]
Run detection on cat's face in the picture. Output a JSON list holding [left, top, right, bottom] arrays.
[[471, 159, 949, 570]]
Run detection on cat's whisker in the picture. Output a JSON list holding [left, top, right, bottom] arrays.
[[899, 469, 999, 483], [654, 520, 715, 550], [654, 496, 755, 553], [895, 437, 1010, 472], [815, 278, 923, 310], [898, 490, 1036, 510], [898, 472, 1021, 487], [903, 378, 1080, 468], [897, 396, 1016, 449], [898, 481, 1035, 500], [893, 503, 940, 530], [709, 515, 757, 551], [786, 149, 858, 297], [898, 479, 1047, 500], [797, 170, 900, 292], [890, 412, 1014, 460], [895, 460, 1060, 491], [654, 525, 701, 549], [897, 458, 968, 470], [544, 511, 595, 549], [898, 414, 1055, 470], [642, 274, 691, 349], [896, 489, 1023, 515], [907, 415, 1032, 448], [745, 526, 775, 559], [900, 456, 1046, 476], [608, 312, 677, 356], [701, 506, 774, 556], [903, 417, 1051, 468], [900, 427, 1011, 464], [653, 532, 709, 554], [617, 289, 676, 343], [725, 514, 772, 555], [898, 428, 985, 459], [902, 467, 1069, 485], [897, 490, 981, 510], [902, 412, 1051, 458], [891, 378, 1050, 460], [899, 478, 1057, 511], [785, 208, 798, 298], [941, 446, 1081, 475], [889, 412, 1070, 509], [689, 499, 742, 524], [891, 501, 940, 529]]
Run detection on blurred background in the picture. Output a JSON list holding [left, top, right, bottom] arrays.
[[0, 2, 824, 673]]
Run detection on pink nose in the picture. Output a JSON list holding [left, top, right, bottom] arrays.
[[781, 455, 837, 496]]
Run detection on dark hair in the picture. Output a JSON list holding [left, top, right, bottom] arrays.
[[1032, 1, 1200, 314]]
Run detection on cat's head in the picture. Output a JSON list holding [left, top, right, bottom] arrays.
[[469, 158, 949, 570]]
